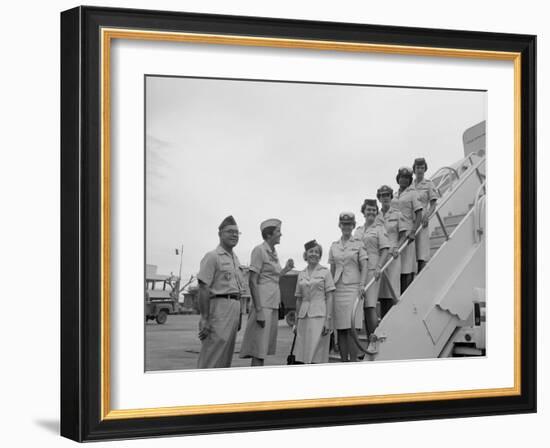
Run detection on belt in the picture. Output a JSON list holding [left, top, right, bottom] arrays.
[[212, 294, 241, 300]]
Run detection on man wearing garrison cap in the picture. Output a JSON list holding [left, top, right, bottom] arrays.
[[196, 215, 245, 369], [239, 219, 294, 366]]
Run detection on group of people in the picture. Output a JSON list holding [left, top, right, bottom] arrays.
[[196, 158, 438, 369]]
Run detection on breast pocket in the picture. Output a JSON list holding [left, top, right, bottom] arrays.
[[348, 246, 360, 256], [346, 246, 360, 266], [295, 278, 307, 297], [218, 262, 234, 286], [388, 218, 399, 232], [311, 274, 326, 292], [417, 188, 429, 204]]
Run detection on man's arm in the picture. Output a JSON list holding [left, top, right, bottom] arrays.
[[198, 281, 212, 340]]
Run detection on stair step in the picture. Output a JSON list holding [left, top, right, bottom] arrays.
[[443, 213, 466, 225], [429, 234, 448, 248], [431, 224, 458, 238]]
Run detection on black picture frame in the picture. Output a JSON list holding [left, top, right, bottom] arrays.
[[61, 5, 536, 442]]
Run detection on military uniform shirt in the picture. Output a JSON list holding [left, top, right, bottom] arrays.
[[294, 264, 336, 318], [391, 186, 423, 232], [414, 178, 439, 217], [249, 241, 282, 309], [328, 238, 368, 284], [354, 224, 391, 270], [197, 245, 244, 296], [374, 208, 407, 249]]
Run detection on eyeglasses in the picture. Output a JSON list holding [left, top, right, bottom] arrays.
[[223, 230, 241, 236]]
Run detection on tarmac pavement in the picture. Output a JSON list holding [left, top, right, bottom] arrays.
[[146, 313, 299, 371]]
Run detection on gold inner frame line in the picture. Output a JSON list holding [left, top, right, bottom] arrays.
[[100, 27, 522, 421]]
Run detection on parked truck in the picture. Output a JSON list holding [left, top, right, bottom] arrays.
[[145, 271, 179, 324]]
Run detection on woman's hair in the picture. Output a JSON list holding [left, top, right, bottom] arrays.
[[303, 243, 323, 261], [396, 167, 414, 187], [412, 157, 428, 172], [361, 199, 379, 214], [261, 225, 277, 240]]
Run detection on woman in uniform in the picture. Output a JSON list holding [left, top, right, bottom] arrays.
[[412, 158, 439, 272], [375, 185, 407, 318], [392, 167, 423, 293], [328, 212, 368, 362], [293, 240, 336, 364], [354, 200, 390, 354], [240, 219, 294, 367]]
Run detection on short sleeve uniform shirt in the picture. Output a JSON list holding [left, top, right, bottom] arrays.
[[328, 238, 368, 284], [374, 208, 407, 249], [356, 224, 391, 270], [294, 265, 336, 318], [391, 186, 423, 232], [414, 178, 439, 217], [249, 241, 282, 309], [197, 245, 244, 296]]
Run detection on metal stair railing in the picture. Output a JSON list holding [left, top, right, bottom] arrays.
[[473, 181, 487, 243], [431, 151, 481, 196], [432, 166, 459, 196], [350, 155, 486, 354]]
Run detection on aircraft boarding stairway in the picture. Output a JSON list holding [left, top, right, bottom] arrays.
[[352, 152, 487, 360]]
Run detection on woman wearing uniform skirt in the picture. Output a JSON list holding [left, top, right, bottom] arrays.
[[354, 200, 390, 354], [328, 212, 368, 362], [392, 167, 423, 293], [293, 240, 336, 364], [412, 158, 439, 273], [375, 185, 407, 318], [240, 219, 294, 367]]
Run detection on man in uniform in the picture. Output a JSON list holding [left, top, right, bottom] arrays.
[[196, 215, 245, 369]]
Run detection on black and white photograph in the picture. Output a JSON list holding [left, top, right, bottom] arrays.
[[54, 3, 538, 443], [144, 75, 487, 371]]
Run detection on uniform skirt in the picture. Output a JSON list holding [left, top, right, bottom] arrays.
[[400, 240, 417, 274], [364, 269, 382, 308], [295, 316, 331, 364], [379, 254, 401, 300], [239, 307, 278, 359], [415, 225, 430, 261], [333, 280, 363, 330], [197, 298, 240, 369]]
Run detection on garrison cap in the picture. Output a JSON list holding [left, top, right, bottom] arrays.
[[260, 218, 282, 231], [304, 239, 318, 251], [413, 157, 428, 171], [218, 215, 237, 230], [339, 212, 356, 223], [377, 185, 394, 197]]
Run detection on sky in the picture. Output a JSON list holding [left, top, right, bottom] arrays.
[[145, 76, 486, 283]]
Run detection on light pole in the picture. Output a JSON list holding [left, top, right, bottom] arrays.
[[176, 244, 183, 281]]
